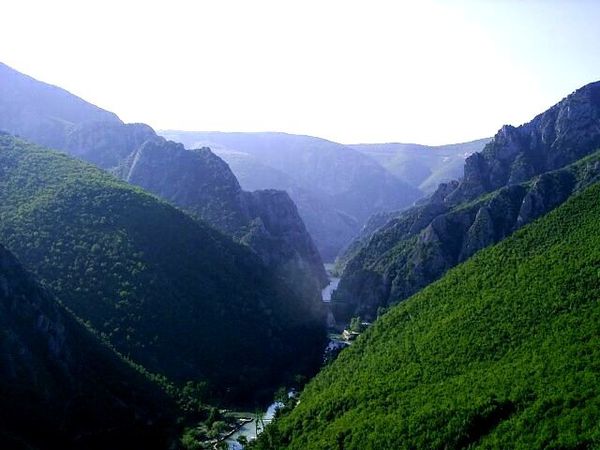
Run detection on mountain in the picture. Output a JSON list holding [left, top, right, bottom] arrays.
[[0, 62, 121, 151], [0, 62, 327, 300], [0, 243, 177, 449], [0, 134, 326, 404], [251, 180, 600, 450], [187, 146, 362, 262], [158, 131, 424, 261], [350, 138, 491, 193], [117, 139, 327, 298], [333, 81, 600, 322], [446, 83, 600, 204]]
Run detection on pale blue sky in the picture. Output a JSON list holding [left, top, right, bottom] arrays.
[[1, 0, 599, 144]]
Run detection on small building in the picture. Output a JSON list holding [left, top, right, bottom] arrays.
[[342, 329, 360, 341]]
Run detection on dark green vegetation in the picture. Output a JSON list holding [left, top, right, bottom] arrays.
[[119, 138, 328, 298], [0, 134, 325, 405], [350, 138, 491, 193], [159, 131, 424, 260], [0, 61, 327, 303], [251, 181, 600, 450], [335, 81, 600, 321], [0, 243, 177, 449]]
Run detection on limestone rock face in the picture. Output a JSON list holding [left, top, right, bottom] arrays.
[[122, 139, 249, 234], [120, 140, 328, 296], [65, 121, 156, 169], [448, 81, 600, 204], [459, 206, 495, 261], [241, 189, 329, 300], [334, 81, 600, 322]]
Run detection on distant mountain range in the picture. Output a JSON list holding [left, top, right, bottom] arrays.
[[159, 131, 428, 260], [350, 138, 491, 193]]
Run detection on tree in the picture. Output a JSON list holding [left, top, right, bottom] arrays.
[[349, 316, 362, 332]]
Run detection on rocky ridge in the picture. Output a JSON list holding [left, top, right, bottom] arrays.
[[0, 62, 327, 296], [119, 138, 328, 294], [158, 131, 424, 261], [334, 81, 600, 321]]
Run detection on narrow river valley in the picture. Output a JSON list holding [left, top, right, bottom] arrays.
[[226, 264, 341, 448]]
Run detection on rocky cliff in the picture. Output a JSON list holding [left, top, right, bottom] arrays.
[[0, 244, 176, 449], [159, 131, 424, 261], [120, 140, 328, 295], [0, 62, 327, 298], [447, 81, 600, 203], [334, 81, 600, 322]]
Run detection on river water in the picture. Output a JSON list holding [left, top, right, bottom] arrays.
[[226, 401, 283, 449], [226, 265, 341, 448], [321, 263, 340, 302]]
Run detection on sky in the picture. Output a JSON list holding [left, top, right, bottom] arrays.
[[1, 0, 600, 145]]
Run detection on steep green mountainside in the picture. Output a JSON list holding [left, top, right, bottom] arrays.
[[252, 181, 600, 450], [159, 131, 423, 260], [0, 244, 177, 449], [119, 138, 328, 296], [350, 138, 491, 193], [0, 62, 327, 296], [0, 134, 326, 404], [335, 81, 600, 321]]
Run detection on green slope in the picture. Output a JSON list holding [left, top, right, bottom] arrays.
[[0, 134, 325, 405], [0, 244, 178, 449], [252, 181, 600, 449]]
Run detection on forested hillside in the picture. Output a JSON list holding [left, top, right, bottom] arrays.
[[251, 180, 600, 449], [0, 134, 326, 405], [0, 243, 177, 449]]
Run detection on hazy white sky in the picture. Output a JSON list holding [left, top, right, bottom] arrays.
[[2, 0, 600, 144]]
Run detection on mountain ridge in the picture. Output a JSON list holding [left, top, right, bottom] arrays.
[[349, 137, 491, 193], [0, 61, 327, 298], [159, 130, 424, 260], [333, 80, 600, 321]]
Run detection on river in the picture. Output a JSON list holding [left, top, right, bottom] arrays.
[[226, 264, 341, 448], [226, 401, 283, 449], [321, 263, 340, 302]]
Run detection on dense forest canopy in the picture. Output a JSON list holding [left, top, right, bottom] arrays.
[[251, 181, 600, 449]]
